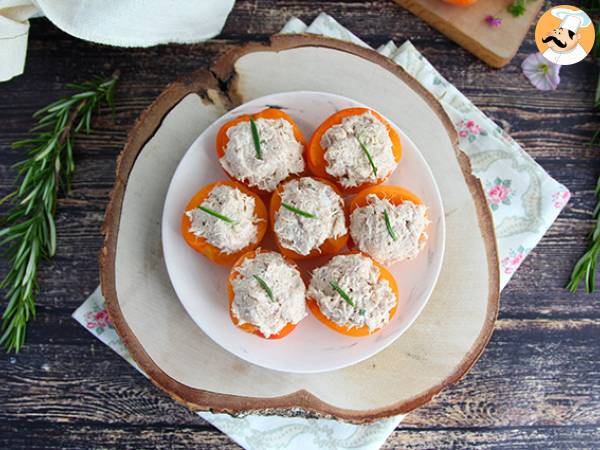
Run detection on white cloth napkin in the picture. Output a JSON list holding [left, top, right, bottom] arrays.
[[0, 0, 235, 82], [72, 12, 570, 450]]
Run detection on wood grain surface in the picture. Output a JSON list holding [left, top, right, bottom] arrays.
[[0, 0, 598, 448], [393, 0, 544, 67]]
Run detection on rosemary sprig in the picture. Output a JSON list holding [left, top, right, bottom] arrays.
[[567, 2, 600, 293], [567, 170, 600, 293], [249, 117, 263, 160], [198, 205, 236, 224], [281, 202, 317, 219], [253, 275, 274, 301], [330, 281, 355, 307], [0, 73, 118, 353], [357, 136, 378, 177], [383, 210, 398, 241]]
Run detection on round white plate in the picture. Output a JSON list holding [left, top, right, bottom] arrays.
[[162, 91, 445, 374]]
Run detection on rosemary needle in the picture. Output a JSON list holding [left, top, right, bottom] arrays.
[[357, 136, 378, 177], [383, 210, 398, 241], [281, 203, 317, 219], [249, 117, 263, 160], [253, 275, 274, 301], [197, 205, 236, 224], [330, 281, 355, 307]]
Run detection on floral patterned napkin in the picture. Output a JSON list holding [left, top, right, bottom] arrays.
[[73, 13, 570, 450]]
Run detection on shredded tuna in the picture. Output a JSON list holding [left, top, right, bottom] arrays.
[[231, 251, 307, 337]]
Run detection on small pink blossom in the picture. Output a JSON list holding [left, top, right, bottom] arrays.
[[85, 308, 112, 331], [485, 15, 502, 27], [456, 119, 487, 143], [501, 246, 529, 275], [552, 190, 570, 209], [488, 184, 511, 205], [511, 253, 524, 267], [486, 178, 514, 211], [466, 120, 481, 134], [522, 52, 561, 91], [501, 257, 516, 275]]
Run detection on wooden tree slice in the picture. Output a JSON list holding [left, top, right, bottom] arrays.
[[100, 34, 499, 422]]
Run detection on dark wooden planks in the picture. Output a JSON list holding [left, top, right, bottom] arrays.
[[1, 319, 598, 429], [2, 424, 600, 450], [0, 0, 599, 448]]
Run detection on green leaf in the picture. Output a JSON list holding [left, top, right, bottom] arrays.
[[197, 205, 236, 224], [249, 117, 263, 160], [281, 202, 317, 219], [330, 281, 355, 307]]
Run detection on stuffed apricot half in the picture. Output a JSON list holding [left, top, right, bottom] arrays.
[[228, 250, 307, 339], [270, 176, 348, 260], [217, 108, 307, 193], [307, 253, 399, 337], [349, 185, 428, 265], [181, 180, 268, 265], [308, 107, 401, 193]]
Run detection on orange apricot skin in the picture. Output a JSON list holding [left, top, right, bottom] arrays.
[[307, 252, 399, 337], [227, 249, 301, 339], [181, 180, 268, 266], [307, 107, 402, 194], [216, 108, 308, 194], [269, 176, 349, 260]]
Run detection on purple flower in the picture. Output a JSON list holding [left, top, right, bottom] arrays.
[[485, 15, 502, 27], [521, 52, 561, 91]]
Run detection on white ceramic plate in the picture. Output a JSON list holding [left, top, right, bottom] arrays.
[[162, 91, 445, 374]]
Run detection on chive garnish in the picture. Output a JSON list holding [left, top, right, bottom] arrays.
[[197, 205, 236, 224], [253, 275, 274, 301], [330, 281, 355, 307], [383, 209, 398, 241], [281, 202, 317, 219], [357, 136, 378, 177], [249, 117, 263, 160]]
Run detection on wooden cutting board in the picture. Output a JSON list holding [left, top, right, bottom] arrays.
[[101, 34, 500, 422], [394, 0, 544, 68]]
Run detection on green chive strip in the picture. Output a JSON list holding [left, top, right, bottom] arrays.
[[197, 205, 236, 224], [330, 281, 355, 307], [249, 117, 263, 160], [253, 275, 274, 301], [383, 209, 398, 241], [357, 136, 378, 177], [281, 202, 317, 219]]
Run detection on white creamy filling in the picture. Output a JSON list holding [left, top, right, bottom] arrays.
[[350, 194, 428, 264], [186, 185, 259, 254], [220, 117, 305, 192], [308, 254, 396, 332], [320, 112, 397, 188], [231, 251, 307, 337], [274, 177, 347, 255]]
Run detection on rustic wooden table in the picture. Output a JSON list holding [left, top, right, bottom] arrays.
[[1, 1, 599, 449]]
